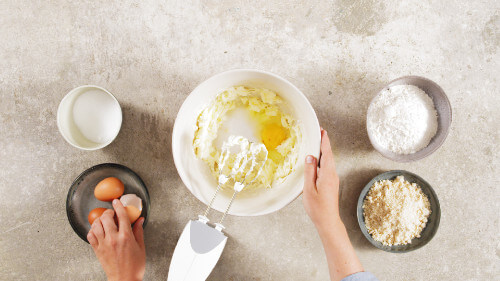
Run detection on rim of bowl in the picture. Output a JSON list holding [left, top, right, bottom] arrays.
[[356, 170, 441, 253], [171, 68, 321, 216], [66, 163, 151, 243], [366, 76, 452, 162], [57, 85, 123, 151]]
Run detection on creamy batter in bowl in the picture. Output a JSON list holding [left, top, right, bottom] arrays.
[[172, 69, 320, 216], [193, 86, 301, 191]]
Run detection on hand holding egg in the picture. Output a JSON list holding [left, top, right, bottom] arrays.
[[87, 177, 143, 225], [87, 199, 146, 281], [120, 194, 143, 223]]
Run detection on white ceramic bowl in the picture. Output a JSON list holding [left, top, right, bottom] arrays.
[[57, 85, 122, 150], [172, 69, 321, 216]]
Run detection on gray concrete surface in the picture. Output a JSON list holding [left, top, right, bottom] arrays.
[[1, 0, 499, 280]]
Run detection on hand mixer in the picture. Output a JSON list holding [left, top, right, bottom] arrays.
[[168, 136, 268, 281]]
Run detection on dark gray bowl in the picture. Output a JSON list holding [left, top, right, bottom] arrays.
[[357, 170, 440, 253], [367, 76, 452, 162], [66, 163, 150, 243]]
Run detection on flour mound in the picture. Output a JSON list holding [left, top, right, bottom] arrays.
[[367, 84, 438, 154], [363, 176, 432, 246]]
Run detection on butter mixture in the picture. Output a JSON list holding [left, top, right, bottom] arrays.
[[193, 86, 301, 190]]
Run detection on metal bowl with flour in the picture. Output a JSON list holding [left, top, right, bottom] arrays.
[[357, 170, 441, 253]]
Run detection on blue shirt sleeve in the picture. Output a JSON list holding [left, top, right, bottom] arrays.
[[341, 272, 379, 281]]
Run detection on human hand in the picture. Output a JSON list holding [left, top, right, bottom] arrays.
[[303, 129, 341, 233], [303, 129, 365, 280], [87, 199, 146, 281]]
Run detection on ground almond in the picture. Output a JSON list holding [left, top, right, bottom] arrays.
[[363, 176, 431, 246]]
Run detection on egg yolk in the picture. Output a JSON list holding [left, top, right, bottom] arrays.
[[261, 123, 288, 150]]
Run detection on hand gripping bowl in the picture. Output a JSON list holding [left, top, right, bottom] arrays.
[[172, 69, 321, 216]]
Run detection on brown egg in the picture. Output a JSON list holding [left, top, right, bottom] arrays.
[[88, 208, 107, 225], [125, 205, 141, 223], [94, 177, 124, 201], [120, 194, 143, 223]]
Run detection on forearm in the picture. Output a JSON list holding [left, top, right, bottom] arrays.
[[316, 217, 364, 281], [108, 277, 142, 281]]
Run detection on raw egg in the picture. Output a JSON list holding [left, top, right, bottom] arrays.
[[261, 123, 287, 150], [94, 177, 124, 201], [88, 208, 108, 225], [120, 194, 143, 223]]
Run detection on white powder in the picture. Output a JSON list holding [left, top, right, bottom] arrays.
[[72, 90, 122, 144], [367, 85, 438, 154]]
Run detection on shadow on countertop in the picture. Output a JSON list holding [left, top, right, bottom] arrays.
[[100, 82, 206, 275], [339, 168, 384, 251], [308, 66, 384, 156], [102, 102, 176, 191]]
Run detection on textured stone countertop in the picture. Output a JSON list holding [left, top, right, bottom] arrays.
[[1, 1, 498, 280]]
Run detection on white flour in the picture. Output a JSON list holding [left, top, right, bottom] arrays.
[[367, 85, 438, 154]]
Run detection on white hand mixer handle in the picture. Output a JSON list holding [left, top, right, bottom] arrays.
[[167, 218, 227, 281]]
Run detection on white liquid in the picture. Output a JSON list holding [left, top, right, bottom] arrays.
[[72, 89, 122, 144]]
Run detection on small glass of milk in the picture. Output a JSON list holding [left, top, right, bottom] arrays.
[[57, 85, 122, 150]]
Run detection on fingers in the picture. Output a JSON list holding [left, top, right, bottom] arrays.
[[91, 218, 105, 242], [133, 217, 145, 249], [100, 209, 117, 234], [113, 199, 132, 233], [319, 129, 336, 170], [87, 230, 98, 249], [304, 155, 318, 193]]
